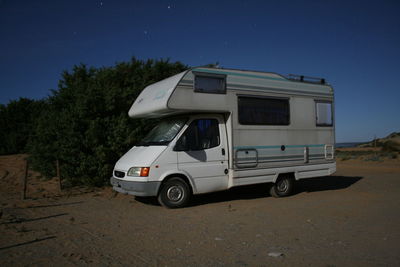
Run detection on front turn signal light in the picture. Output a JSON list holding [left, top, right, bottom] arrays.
[[140, 167, 150, 177]]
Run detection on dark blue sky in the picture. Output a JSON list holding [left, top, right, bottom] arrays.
[[1, 0, 399, 142]]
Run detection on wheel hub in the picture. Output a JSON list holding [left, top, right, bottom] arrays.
[[277, 180, 288, 192], [167, 185, 184, 202]]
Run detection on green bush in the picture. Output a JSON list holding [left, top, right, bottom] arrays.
[[382, 140, 400, 152], [26, 58, 187, 186], [0, 98, 46, 155]]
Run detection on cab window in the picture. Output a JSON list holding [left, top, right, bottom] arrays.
[[175, 119, 220, 151]]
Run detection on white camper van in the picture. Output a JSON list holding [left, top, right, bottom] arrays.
[[110, 67, 336, 208]]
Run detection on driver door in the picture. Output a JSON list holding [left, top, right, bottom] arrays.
[[175, 116, 229, 194]]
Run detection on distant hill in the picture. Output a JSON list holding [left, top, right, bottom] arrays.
[[359, 132, 400, 152]]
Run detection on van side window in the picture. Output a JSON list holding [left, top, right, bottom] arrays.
[[194, 74, 226, 94], [315, 101, 333, 126], [238, 96, 290, 125], [176, 119, 220, 151]]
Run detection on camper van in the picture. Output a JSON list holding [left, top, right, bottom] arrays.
[[110, 67, 336, 208]]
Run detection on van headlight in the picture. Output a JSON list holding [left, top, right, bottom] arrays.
[[127, 167, 150, 177]]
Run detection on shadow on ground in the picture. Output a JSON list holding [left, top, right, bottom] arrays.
[[295, 175, 362, 194], [1, 213, 69, 225], [134, 175, 363, 207], [0, 236, 56, 251]]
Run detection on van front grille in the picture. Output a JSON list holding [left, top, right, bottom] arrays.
[[114, 170, 125, 178]]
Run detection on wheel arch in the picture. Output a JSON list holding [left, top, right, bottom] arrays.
[[158, 172, 196, 195], [273, 172, 296, 183]]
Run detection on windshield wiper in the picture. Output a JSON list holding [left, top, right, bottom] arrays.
[[136, 141, 170, 146], [136, 142, 149, 147]]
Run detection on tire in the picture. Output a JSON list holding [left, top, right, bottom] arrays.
[[157, 177, 191, 208], [270, 175, 294, 198]]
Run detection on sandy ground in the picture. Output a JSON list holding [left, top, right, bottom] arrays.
[[1, 154, 400, 266]]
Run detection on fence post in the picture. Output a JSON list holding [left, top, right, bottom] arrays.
[[56, 159, 62, 192], [22, 159, 29, 200]]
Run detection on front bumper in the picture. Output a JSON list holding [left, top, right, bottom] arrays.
[[110, 177, 161, 197]]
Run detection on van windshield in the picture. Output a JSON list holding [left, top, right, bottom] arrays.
[[137, 117, 187, 146]]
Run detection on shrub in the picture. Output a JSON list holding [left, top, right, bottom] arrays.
[[382, 140, 400, 152], [0, 98, 46, 155], [27, 58, 187, 186]]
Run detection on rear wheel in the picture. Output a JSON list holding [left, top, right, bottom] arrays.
[[270, 175, 294, 197], [157, 177, 191, 208]]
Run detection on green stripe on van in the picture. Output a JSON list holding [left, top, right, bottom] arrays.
[[194, 68, 287, 82], [234, 144, 325, 150]]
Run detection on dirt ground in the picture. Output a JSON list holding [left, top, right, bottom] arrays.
[[1, 154, 399, 266]]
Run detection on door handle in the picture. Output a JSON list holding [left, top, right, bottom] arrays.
[[221, 148, 225, 156]]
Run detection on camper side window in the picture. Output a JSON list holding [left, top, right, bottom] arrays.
[[238, 96, 290, 125], [194, 75, 226, 94], [175, 119, 220, 151], [315, 101, 333, 126]]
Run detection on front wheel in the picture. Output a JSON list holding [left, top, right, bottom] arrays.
[[270, 175, 294, 198], [157, 177, 191, 208]]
